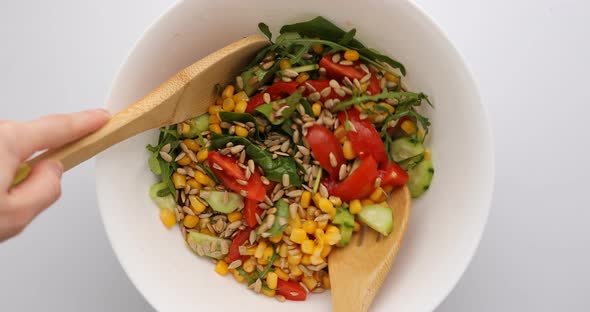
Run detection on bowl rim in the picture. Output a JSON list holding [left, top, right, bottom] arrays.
[[96, 1, 495, 311]]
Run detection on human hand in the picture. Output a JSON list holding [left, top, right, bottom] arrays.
[[0, 109, 110, 242]]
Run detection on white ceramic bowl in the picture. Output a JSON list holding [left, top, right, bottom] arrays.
[[96, 1, 494, 311]]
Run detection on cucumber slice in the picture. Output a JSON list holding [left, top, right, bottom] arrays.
[[358, 204, 393, 236], [268, 199, 289, 236], [390, 137, 424, 162], [338, 225, 354, 247], [187, 232, 231, 259], [148, 152, 161, 175], [204, 191, 243, 213], [184, 113, 210, 138], [398, 153, 424, 170], [333, 208, 354, 228], [149, 182, 176, 211], [407, 159, 434, 198]]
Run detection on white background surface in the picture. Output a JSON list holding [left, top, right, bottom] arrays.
[[0, 0, 588, 311]]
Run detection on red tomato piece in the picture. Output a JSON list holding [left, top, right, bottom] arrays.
[[328, 155, 379, 201], [208, 152, 246, 180], [367, 70, 382, 95], [379, 161, 409, 187], [243, 198, 262, 228], [305, 124, 345, 178], [319, 55, 365, 80], [229, 228, 252, 262], [211, 166, 266, 202], [338, 109, 388, 164], [276, 279, 307, 301], [246, 81, 299, 113]]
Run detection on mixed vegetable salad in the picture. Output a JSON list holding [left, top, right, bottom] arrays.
[[147, 17, 434, 302]]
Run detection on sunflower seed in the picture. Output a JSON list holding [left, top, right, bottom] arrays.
[[331, 54, 341, 63], [299, 264, 313, 276], [386, 81, 397, 89], [334, 88, 346, 97], [159, 151, 172, 162], [261, 176, 270, 185], [289, 203, 299, 219], [282, 174, 290, 187], [361, 73, 372, 83], [280, 141, 290, 153], [339, 60, 354, 66], [314, 214, 331, 222], [312, 287, 326, 294], [308, 92, 321, 102], [319, 184, 329, 198], [288, 248, 301, 256], [235, 76, 244, 89], [339, 164, 348, 181], [230, 145, 245, 154], [272, 189, 285, 202], [286, 190, 303, 198], [175, 152, 187, 163], [263, 92, 271, 104], [305, 82, 317, 92], [240, 190, 248, 197], [308, 263, 328, 271], [261, 61, 275, 70], [359, 113, 368, 120], [160, 143, 171, 153], [328, 79, 341, 89], [236, 179, 248, 186], [283, 69, 299, 78], [183, 206, 195, 216], [360, 63, 370, 74], [374, 177, 382, 188], [320, 87, 332, 98], [228, 260, 242, 270], [299, 282, 310, 293], [212, 163, 223, 171], [329, 152, 337, 168]]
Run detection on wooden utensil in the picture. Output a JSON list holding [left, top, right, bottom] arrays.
[[328, 186, 411, 312], [13, 35, 269, 184]]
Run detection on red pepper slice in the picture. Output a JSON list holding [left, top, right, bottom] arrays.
[[338, 109, 388, 164], [208, 152, 246, 180], [246, 81, 299, 113], [303, 80, 347, 101], [229, 228, 252, 262], [276, 279, 307, 301], [243, 198, 262, 228], [305, 124, 345, 178], [327, 155, 378, 201], [209, 163, 266, 202], [379, 161, 409, 187], [319, 55, 364, 80]]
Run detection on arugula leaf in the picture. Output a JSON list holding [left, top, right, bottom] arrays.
[[209, 134, 302, 186], [254, 91, 303, 125], [338, 28, 357, 46], [332, 91, 427, 112], [357, 48, 406, 76], [257, 250, 279, 280], [258, 22, 272, 41], [279, 16, 365, 49]]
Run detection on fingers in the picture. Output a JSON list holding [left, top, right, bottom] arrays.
[[14, 109, 111, 161]]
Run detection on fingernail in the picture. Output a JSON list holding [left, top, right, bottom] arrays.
[[50, 160, 64, 177], [95, 108, 111, 117]]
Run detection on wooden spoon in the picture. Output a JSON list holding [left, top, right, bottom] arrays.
[[12, 35, 269, 184], [328, 186, 411, 312]]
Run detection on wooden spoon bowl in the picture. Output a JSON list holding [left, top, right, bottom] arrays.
[[328, 186, 411, 312]]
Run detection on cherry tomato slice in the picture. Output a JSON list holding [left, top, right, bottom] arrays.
[[229, 228, 252, 262], [210, 166, 266, 202], [243, 198, 262, 228], [319, 55, 365, 80], [367, 70, 382, 95], [327, 155, 378, 201], [246, 81, 299, 113], [208, 152, 246, 180], [276, 279, 307, 301], [305, 124, 345, 178], [338, 109, 388, 164], [379, 161, 409, 187]]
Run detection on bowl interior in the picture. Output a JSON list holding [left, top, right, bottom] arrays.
[[96, 1, 493, 311]]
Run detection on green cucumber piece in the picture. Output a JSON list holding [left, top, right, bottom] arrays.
[[390, 137, 424, 162], [407, 159, 434, 198], [358, 204, 393, 236], [338, 225, 354, 247], [268, 199, 289, 236], [148, 152, 161, 175], [333, 208, 354, 228], [204, 191, 243, 213], [149, 182, 176, 211], [184, 113, 210, 138], [398, 153, 424, 171], [187, 232, 231, 259]]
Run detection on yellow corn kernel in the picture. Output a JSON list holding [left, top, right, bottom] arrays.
[[322, 274, 331, 289], [269, 233, 283, 244], [258, 257, 269, 265], [384, 72, 400, 84], [311, 43, 324, 54], [289, 228, 307, 244], [180, 123, 191, 135], [254, 240, 268, 259], [315, 229, 325, 242], [279, 243, 288, 258], [159, 209, 176, 228], [301, 239, 314, 254], [334, 125, 346, 140], [326, 225, 339, 235], [424, 148, 432, 160], [243, 257, 256, 273], [189, 195, 206, 214], [379, 103, 396, 113], [183, 215, 199, 228], [183, 139, 199, 152], [311, 102, 322, 117], [300, 191, 311, 208], [361, 199, 374, 206], [187, 179, 202, 191], [302, 220, 317, 235], [301, 254, 311, 265], [310, 254, 324, 265], [312, 193, 322, 207], [279, 58, 292, 70], [370, 187, 385, 202], [176, 155, 192, 166], [275, 268, 290, 281], [353, 221, 361, 232], [320, 245, 332, 258], [263, 246, 274, 261], [318, 198, 334, 213], [209, 123, 222, 135], [325, 232, 341, 246], [295, 72, 310, 84], [232, 91, 248, 103], [196, 149, 208, 162], [235, 125, 249, 137], [302, 275, 318, 291], [344, 49, 360, 61], [222, 85, 235, 99], [289, 264, 303, 277], [382, 185, 394, 193], [227, 211, 242, 223], [349, 199, 362, 214], [200, 228, 214, 235], [287, 252, 302, 265], [262, 288, 276, 297], [329, 196, 342, 207], [234, 100, 248, 113], [401, 120, 417, 134], [342, 140, 356, 160], [215, 260, 229, 276], [222, 98, 235, 112], [193, 171, 209, 186], [317, 220, 328, 230], [266, 272, 278, 290], [209, 113, 221, 125], [172, 172, 186, 189], [232, 269, 246, 283], [208, 105, 222, 116]]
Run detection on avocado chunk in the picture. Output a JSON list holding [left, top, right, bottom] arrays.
[[333, 208, 355, 247], [187, 232, 231, 259], [358, 204, 393, 236], [267, 199, 289, 236], [204, 191, 243, 213], [149, 182, 176, 211], [390, 137, 424, 162], [407, 159, 434, 198], [183, 113, 210, 138], [338, 225, 354, 247]]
